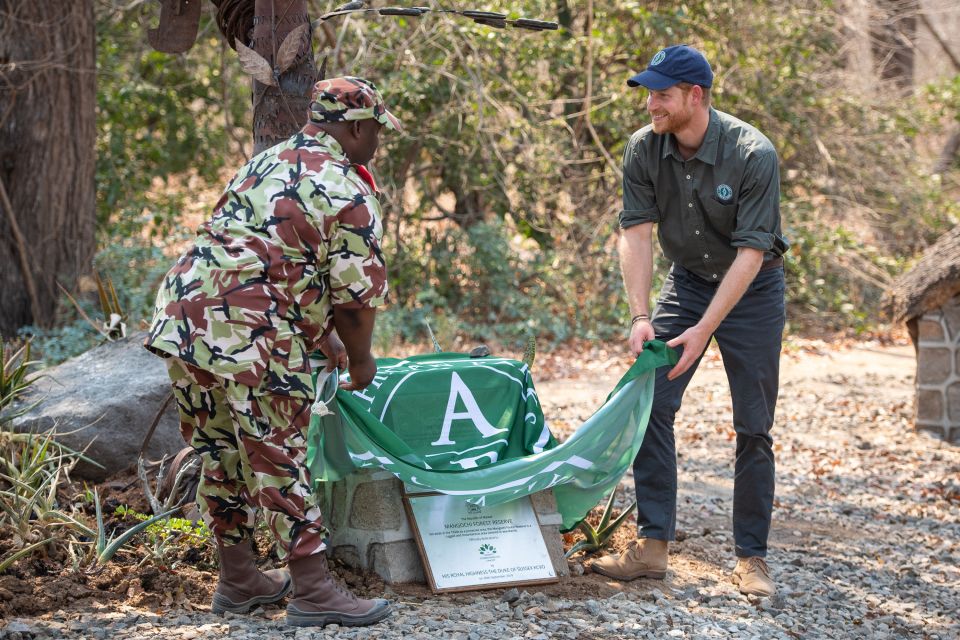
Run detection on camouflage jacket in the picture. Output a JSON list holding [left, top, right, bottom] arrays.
[[145, 124, 388, 396]]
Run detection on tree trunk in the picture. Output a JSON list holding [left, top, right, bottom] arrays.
[[871, 0, 917, 92], [251, 0, 317, 154], [0, 1, 96, 336]]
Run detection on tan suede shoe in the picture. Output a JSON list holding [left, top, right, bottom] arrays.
[[732, 556, 776, 597], [590, 539, 668, 581]]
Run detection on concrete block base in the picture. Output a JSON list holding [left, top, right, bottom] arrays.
[[318, 468, 569, 584]]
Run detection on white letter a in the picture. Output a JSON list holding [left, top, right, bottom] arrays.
[[431, 372, 507, 446]]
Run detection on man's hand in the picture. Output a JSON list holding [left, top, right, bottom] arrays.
[[340, 355, 376, 391], [662, 247, 763, 380], [319, 332, 348, 372], [666, 323, 711, 380], [629, 319, 656, 355]]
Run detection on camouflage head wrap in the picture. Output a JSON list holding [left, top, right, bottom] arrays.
[[308, 76, 402, 132]]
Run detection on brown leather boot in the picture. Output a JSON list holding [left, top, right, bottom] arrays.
[[732, 556, 776, 597], [590, 538, 668, 581], [285, 552, 391, 627], [210, 540, 292, 614]]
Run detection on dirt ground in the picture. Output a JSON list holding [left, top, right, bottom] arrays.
[[532, 336, 922, 594], [1, 335, 944, 626]]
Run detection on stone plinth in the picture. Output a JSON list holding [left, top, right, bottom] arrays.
[[317, 468, 569, 584], [915, 298, 960, 443]]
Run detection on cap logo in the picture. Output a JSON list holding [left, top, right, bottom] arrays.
[[716, 184, 733, 202], [650, 50, 666, 66]]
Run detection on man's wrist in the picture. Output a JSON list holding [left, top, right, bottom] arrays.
[[631, 313, 650, 325], [348, 352, 375, 366], [693, 320, 716, 337]]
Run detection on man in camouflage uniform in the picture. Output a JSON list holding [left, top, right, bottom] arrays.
[[145, 76, 400, 628]]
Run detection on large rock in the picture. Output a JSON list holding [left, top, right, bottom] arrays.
[[11, 332, 182, 481]]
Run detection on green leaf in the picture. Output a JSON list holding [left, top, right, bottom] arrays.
[[563, 539, 599, 559], [92, 486, 180, 566], [597, 489, 618, 533], [575, 519, 600, 547], [597, 501, 637, 546], [44, 511, 96, 538], [0, 537, 56, 573]]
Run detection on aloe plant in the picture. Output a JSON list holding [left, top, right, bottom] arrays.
[[0, 428, 79, 570], [90, 489, 179, 565], [53, 490, 179, 567], [0, 430, 71, 539], [0, 427, 134, 571], [0, 537, 56, 573], [0, 468, 59, 537], [0, 338, 41, 410], [564, 490, 637, 558]]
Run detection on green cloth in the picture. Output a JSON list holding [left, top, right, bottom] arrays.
[[619, 107, 789, 282], [306, 341, 677, 530]]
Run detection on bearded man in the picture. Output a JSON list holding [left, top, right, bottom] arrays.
[[592, 45, 789, 597]]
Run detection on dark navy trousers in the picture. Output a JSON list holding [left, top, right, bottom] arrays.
[[633, 263, 786, 558]]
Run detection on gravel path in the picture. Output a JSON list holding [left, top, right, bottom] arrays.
[[3, 341, 958, 639]]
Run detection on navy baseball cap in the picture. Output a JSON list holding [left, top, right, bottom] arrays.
[[627, 45, 713, 90]]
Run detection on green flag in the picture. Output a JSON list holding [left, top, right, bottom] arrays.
[[306, 341, 676, 530]]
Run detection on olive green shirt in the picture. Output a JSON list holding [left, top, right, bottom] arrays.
[[619, 108, 788, 282]]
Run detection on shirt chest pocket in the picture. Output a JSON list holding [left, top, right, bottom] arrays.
[[695, 189, 737, 238]]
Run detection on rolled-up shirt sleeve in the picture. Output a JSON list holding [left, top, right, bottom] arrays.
[[328, 195, 388, 308], [731, 150, 788, 255], [619, 132, 660, 229]]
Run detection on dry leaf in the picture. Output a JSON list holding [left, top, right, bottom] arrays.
[[276, 24, 310, 75], [236, 41, 277, 86], [317, 55, 328, 81]]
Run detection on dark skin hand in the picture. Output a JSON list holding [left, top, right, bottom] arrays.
[[332, 306, 377, 390], [318, 331, 348, 372]]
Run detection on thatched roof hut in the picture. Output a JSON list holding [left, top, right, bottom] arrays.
[[886, 226, 960, 323], [886, 226, 960, 443]]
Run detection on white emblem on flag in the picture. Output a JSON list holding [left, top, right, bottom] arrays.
[[431, 372, 508, 446]]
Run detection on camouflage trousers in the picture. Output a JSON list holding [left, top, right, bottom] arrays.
[[165, 357, 326, 560]]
